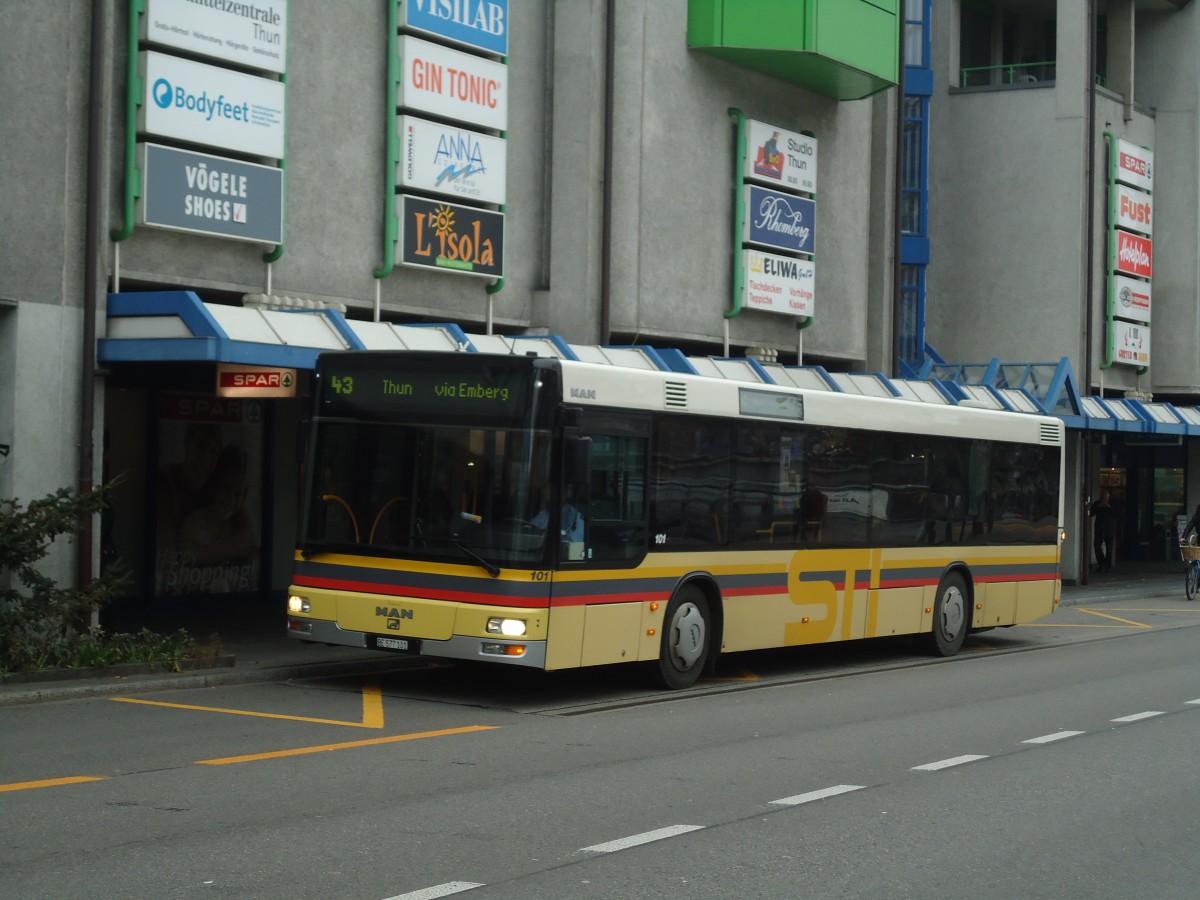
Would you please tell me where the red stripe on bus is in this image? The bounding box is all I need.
[292,575,551,608]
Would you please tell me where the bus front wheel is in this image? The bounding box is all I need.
[656,587,710,689]
[926,571,969,657]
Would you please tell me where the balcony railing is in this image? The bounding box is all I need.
[960,61,1056,88]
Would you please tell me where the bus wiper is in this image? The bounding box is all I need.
[453,540,501,578]
[451,512,500,577]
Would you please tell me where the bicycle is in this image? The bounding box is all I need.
[1181,540,1200,601]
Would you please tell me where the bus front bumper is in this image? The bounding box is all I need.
[286,616,547,669]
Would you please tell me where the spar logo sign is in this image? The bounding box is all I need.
[1115,230,1152,279]
[141,51,285,159]
[1115,138,1153,191]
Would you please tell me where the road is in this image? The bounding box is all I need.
[2,601,1198,899]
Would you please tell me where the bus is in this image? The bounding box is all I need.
[287,348,1064,688]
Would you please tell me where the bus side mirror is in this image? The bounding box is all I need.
[564,436,592,486]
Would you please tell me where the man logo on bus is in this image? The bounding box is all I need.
[376,606,414,619]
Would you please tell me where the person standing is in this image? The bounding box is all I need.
[1089,490,1117,572]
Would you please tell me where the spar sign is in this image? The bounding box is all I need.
[1115,138,1153,192]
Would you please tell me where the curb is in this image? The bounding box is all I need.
[0,654,427,708]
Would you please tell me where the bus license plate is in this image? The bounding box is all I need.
[373,636,419,653]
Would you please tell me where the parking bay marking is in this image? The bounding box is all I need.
[197,725,499,766]
[111,682,386,729]
[0,775,108,794]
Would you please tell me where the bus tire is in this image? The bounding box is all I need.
[926,571,969,657]
[656,586,710,689]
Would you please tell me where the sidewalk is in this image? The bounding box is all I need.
[0,562,1189,707]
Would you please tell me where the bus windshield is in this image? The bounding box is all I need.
[300,354,559,570]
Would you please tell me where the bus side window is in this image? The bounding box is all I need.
[586,433,647,561]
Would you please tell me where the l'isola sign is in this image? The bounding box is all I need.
[397,194,504,279]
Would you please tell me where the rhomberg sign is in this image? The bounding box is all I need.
[743,185,816,255]
[397,195,504,278]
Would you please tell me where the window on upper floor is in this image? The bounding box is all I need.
[959,1,1057,88]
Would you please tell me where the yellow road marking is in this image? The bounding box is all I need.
[196,725,498,765]
[0,775,107,793]
[111,683,386,729]
[1075,608,1152,628]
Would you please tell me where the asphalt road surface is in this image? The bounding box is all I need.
[2,600,1198,899]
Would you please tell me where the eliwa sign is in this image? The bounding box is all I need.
[141,0,287,73]
[140,50,285,159]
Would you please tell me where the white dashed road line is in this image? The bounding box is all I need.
[1111,711,1164,723]
[911,754,988,771]
[387,700,1200,898]
[580,824,705,854]
[1022,730,1085,744]
[383,882,484,900]
[770,784,866,806]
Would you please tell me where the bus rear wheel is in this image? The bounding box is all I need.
[926,571,969,657]
[656,587,710,689]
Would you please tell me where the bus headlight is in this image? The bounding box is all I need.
[288,594,311,614]
[487,617,527,636]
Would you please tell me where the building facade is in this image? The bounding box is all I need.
[0,0,901,611]
[4,0,1199,615]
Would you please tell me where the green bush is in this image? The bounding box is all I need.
[0,484,190,673]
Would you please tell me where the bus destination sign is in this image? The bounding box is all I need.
[319,358,530,420]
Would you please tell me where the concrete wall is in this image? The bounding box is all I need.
[95,0,888,360]
[1134,5,1200,395]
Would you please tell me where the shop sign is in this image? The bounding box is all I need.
[141,51,286,159]
[743,119,817,195]
[401,0,508,56]
[1115,183,1152,236]
[137,143,283,244]
[398,36,507,131]
[1112,273,1152,323]
[397,195,504,278]
[743,185,816,255]
[141,0,288,73]
[743,249,815,317]
[1112,320,1150,367]
[1114,230,1152,279]
[1115,138,1153,192]
[397,115,506,204]
[216,364,296,398]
